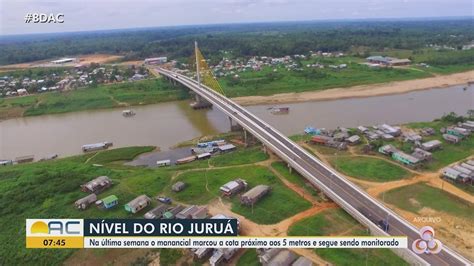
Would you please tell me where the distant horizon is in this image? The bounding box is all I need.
[1,0,472,36]
[1,15,472,38]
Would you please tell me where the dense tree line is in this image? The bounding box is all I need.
[0,19,473,65]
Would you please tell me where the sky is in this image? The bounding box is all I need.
[0,0,472,35]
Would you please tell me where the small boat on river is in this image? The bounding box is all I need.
[122,110,136,117]
[269,106,290,115]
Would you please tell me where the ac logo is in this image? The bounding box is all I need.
[26,219,83,236]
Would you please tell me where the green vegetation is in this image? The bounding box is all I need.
[271,161,319,198]
[237,249,260,266]
[159,249,183,266]
[314,243,408,266]
[330,156,412,182]
[373,48,474,74]
[384,183,473,218]
[288,208,357,236]
[0,146,176,265]
[0,79,187,119]
[1,19,472,65]
[288,209,407,266]
[220,61,431,97]
[209,146,269,167]
[87,146,155,165]
[172,166,311,224]
[0,144,315,264]
[309,144,350,156]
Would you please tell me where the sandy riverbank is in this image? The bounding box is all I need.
[232,70,474,106]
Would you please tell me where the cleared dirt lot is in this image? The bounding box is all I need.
[0,54,123,70]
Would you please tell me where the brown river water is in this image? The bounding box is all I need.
[0,84,472,160]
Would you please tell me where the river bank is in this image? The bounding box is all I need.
[1,69,473,121]
[2,84,472,160]
[232,70,474,106]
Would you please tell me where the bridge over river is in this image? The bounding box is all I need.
[155,60,471,265]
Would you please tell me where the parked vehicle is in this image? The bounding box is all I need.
[156,196,172,204]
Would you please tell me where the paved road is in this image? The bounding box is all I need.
[157,68,471,266]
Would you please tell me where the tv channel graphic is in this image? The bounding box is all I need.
[26,219,84,248]
[411,226,443,255]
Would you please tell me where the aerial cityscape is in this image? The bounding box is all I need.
[0,0,473,265]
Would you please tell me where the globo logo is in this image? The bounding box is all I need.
[411,226,443,254]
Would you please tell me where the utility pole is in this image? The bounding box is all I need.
[195,41,201,87]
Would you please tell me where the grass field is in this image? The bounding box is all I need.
[288,208,408,265]
[236,249,260,266]
[384,183,473,219]
[288,208,358,236]
[171,166,312,224]
[87,146,155,164]
[159,249,183,266]
[209,146,269,167]
[0,145,312,265]
[0,79,188,119]
[330,156,412,182]
[308,144,351,156]
[271,161,320,198]
[220,58,432,97]
[0,146,183,265]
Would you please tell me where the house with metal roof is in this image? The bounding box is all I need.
[124,195,151,213]
[240,185,271,205]
[209,248,239,266]
[75,194,97,210]
[191,206,208,219]
[411,148,432,161]
[461,163,474,172]
[258,249,281,264]
[197,152,212,160]
[218,144,236,153]
[442,167,462,181]
[421,140,442,151]
[403,132,423,143]
[452,165,473,177]
[443,133,460,143]
[267,250,298,265]
[81,176,112,193]
[176,205,199,219]
[98,195,118,209]
[292,256,313,266]
[380,124,401,136]
[162,205,185,219]
[378,144,397,155]
[447,127,468,138]
[220,179,248,196]
[392,151,420,166]
[366,56,411,66]
[172,181,186,192]
[144,204,168,219]
[346,135,361,145]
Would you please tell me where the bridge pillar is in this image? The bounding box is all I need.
[243,129,248,147]
[287,163,293,174]
[190,93,212,109]
[229,117,243,132]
